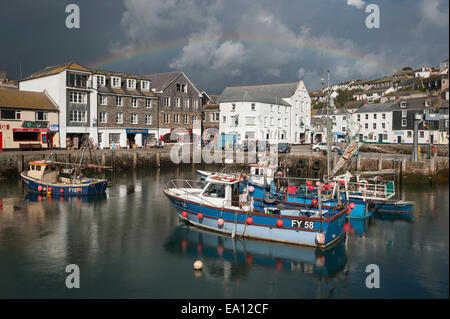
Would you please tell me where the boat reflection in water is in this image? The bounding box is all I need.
[165,224,348,280]
[25,192,107,204]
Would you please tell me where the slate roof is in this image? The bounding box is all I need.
[97,85,155,98]
[314,108,348,116]
[355,103,393,113]
[391,97,439,110]
[0,88,59,111]
[143,71,183,91]
[218,82,299,106]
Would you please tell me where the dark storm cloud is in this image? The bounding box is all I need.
[0,0,448,93]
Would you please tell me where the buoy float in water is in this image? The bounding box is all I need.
[37,185,43,192]
[193,260,203,270]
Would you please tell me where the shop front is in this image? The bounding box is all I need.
[126,129,151,148]
[0,121,60,150]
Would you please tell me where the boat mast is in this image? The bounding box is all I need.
[326,70,332,179]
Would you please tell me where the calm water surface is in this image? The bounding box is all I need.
[0,167,448,298]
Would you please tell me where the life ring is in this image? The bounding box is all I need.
[358,180,369,192]
[374,176,383,184]
[297,159,306,169]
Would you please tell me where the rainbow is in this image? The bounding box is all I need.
[89,32,397,75]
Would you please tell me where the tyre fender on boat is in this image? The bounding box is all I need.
[263,191,278,204]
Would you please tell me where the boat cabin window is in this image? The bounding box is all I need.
[203,183,226,198]
[36,165,42,171]
[31,165,35,171]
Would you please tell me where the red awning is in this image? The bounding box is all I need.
[13,128,48,132]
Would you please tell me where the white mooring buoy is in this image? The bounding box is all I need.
[193,260,203,270]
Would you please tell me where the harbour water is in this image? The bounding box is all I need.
[0,167,448,298]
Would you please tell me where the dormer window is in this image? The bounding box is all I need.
[400,101,406,108]
[96,75,105,87]
[112,77,121,88]
[425,100,431,107]
[141,81,150,91]
[126,79,136,90]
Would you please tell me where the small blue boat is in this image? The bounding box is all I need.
[21,160,108,196]
[163,174,347,249]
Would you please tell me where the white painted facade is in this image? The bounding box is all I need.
[19,69,98,148]
[352,109,393,143]
[219,81,311,144]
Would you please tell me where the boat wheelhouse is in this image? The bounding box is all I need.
[163,174,347,248]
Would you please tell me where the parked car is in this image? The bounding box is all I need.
[312,142,340,152]
[277,143,291,153]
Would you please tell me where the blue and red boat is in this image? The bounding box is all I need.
[163,174,348,249]
[21,160,108,196]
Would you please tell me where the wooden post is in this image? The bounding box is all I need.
[133,152,137,169]
[356,154,361,171]
[17,155,23,174]
[378,155,383,171]
[156,152,160,167]
[101,153,106,166]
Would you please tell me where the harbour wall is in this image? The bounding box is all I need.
[0,147,448,184]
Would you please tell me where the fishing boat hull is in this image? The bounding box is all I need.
[21,172,108,196]
[164,191,346,249]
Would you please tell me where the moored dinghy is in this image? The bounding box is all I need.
[163,174,348,249]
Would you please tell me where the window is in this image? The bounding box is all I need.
[131,97,138,107]
[402,110,407,118]
[67,73,87,88]
[97,75,105,87]
[373,123,376,129]
[400,101,406,108]
[192,99,198,109]
[126,79,136,89]
[146,99,152,108]
[69,91,87,104]
[231,104,236,111]
[184,99,189,109]
[131,113,138,124]
[173,114,179,124]
[373,114,377,119]
[35,111,48,121]
[112,77,121,88]
[278,118,282,127]
[270,105,274,112]
[357,114,361,121]
[98,133,103,144]
[116,112,123,124]
[115,96,123,106]
[193,115,199,124]
[164,113,170,124]
[278,106,281,113]
[365,123,368,129]
[383,134,388,140]
[145,114,152,125]
[382,113,386,120]
[176,83,187,93]
[1,110,21,120]
[141,81,150,91]
[203,183,226,198]
[245,117,256,125]
[173,97,180,108]
[13,132,40,141]
[382,123,385,129]
[251,103,256,111]
[222,116,226,123]
[402,119,407,127]
[109,133,121,145]
[99,112,107,124]
[164,97,170,107]
[407,131,412,138]
[419,131,424,138]
[99,95,107,105]
[69,110,87,123]
[184,114,189,124]
[365,114,369,120]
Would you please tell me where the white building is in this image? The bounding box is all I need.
[312,108,351,143]
[218,81,311,144]
[352,103,394,143]
[19,62,97,148]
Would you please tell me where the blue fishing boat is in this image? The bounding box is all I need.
[21,160,109,196]
[163,174,348,249]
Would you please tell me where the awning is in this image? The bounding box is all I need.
[13,128,48,132]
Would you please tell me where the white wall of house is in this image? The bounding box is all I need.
[393,129,440,144]
[352,111,393,143]
[282,81,312,143]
